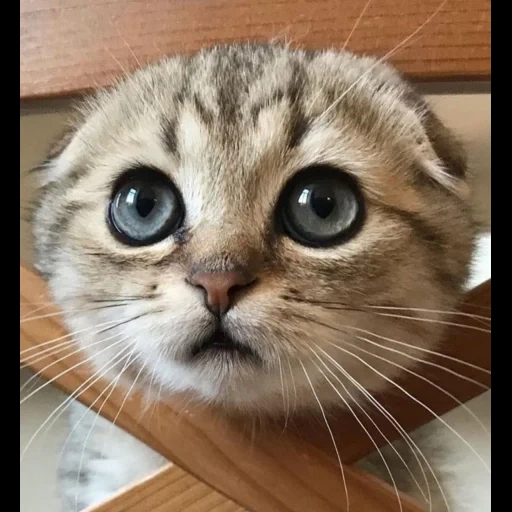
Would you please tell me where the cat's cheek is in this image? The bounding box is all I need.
[46,258,89,310]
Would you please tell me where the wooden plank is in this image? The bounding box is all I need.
[21,263,426,512]
[20,0,490,101]
[87,464,244,512]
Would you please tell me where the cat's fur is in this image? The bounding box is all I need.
[31,44,487,510]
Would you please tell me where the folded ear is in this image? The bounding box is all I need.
[406,91,470,200]
[29,123,79,188]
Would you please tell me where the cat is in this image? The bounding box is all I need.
[30,44,489,511]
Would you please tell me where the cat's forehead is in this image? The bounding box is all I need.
[81,45,415,161]
[64,45,425,214]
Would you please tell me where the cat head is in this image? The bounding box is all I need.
[32,44,475,413]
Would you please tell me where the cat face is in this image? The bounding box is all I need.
[33,45,475,413]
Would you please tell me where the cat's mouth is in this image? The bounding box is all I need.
[189,329,257,361]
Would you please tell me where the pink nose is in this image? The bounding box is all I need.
[189,271,255,315]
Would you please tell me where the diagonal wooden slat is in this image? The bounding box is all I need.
[20,0,490,100]
[20,264,489,511]
[87,464,244,512]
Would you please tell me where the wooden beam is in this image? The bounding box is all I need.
[20,0,490,101]
[20,264,489,511]
[87,464,244,512]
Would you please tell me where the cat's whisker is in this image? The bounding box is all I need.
[20,343,132,463]
[337,330,490,391]
[98,349,141,460]
[344,325,491,375]
[359,311,490,334]
[142,352,162,417]
[317,0,448,125]
[314,304,491,333]
[20,294,149,308]
[350,336,490,436]
[102,44,131,80]
[292,299,491,323]
[20,310,75,323]
[20,333,128,403]
[303,0,373,118]
[21,338,86,370]
[20,302,136,324]
[310,343,432,507]
[341,0,373,52]
[75,348,144,511]
[277,354,290,433]
[21,308,149,375]
[88,297,150,304]
[111,20,143,69]
[55,348,135,472]
[100,354,149,460]
[285,353,298,417]
[291,311,490,378]
[298,360,350,511]
[20,315,136,359]
[20,303,51,320]
[363,305,490,324]
[20,301,57,306]
[155,376,164,433]
[325,341,491,473]
[307,348,404,511]
[314,345,442,511]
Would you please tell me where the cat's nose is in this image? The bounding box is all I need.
[188,271,255,315]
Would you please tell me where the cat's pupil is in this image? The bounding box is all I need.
[311,189,335,219]
[136,190,156,218]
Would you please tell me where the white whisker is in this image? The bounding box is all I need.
[308,348,404,511]
[347,325,491,376]
[298,360,349,511]
[74,348,141,511]
[342,0,373,52]
[20,343,132,463]
[352,336,490,436]
[20,303,51,320]
[20,333,127,405]
[364,305,490,323]
[100,353,148,459]
[364,312,490,333]
[285,353,298,416]
[55,348,134,471]
[317,0,448,124]
[277,354,290,432]
[20,317,132,357]
[315,346,441,512]
[20,302,133,324]
[327,341,491,473]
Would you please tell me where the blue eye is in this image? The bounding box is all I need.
[279,166,365,247]
[108,168,184,246]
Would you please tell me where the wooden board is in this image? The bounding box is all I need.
[88,464,244,512]
[20,0,490,101]
[20,264,490,511]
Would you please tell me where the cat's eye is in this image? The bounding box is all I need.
[108,168,184,246]
[278,166,365,247]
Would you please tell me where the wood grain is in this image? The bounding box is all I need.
[20,264,489,511]
[88,464,244,512]
[20,0,490,101]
